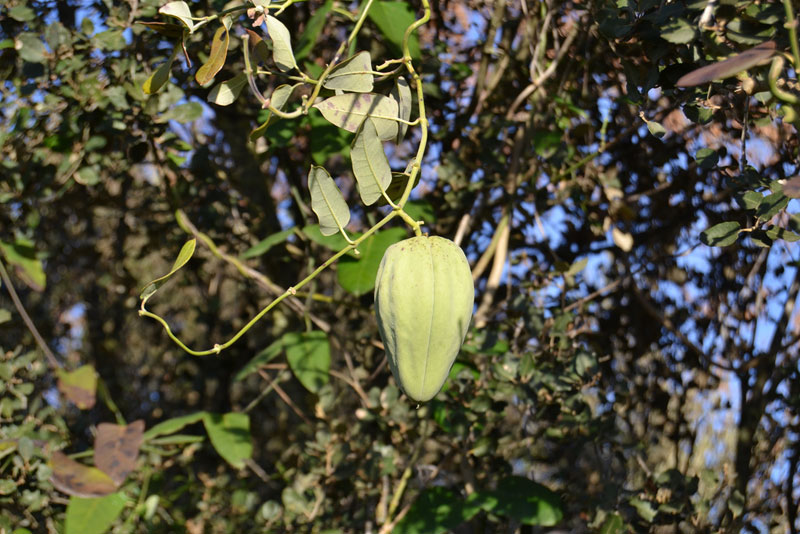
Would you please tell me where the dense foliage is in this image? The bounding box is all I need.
[1,0,799,532]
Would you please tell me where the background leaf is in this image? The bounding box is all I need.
[57,365,97,410]
[337,228,407,295]
[202,412,252,469]
[65,493,127,534]
[284,331,330,393]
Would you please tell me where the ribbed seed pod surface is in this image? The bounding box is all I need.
[374,236,474,402]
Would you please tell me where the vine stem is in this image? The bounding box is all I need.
[140,208,401,356]
[0,257,60,369]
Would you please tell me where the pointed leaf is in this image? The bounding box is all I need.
[50,452,118,497]
[94,420,144,486]
[284,331,330,393]
[307,166,350,236]
[266,15,297,72]
[140,239,196,299]
[158,1,195,32]
[250,83,300,141]
[677,41,776,87]
[700,221,741,247]
[324,51,374,92]
[202,412,252,469]
[208,72,248,105]
[57,365,97,410]
[142,412,207,441]
[392,76,412,143]
[302,224,359,254]
[296,0,333,60]
[234,338,288,381]
[0,239,46,291]
[143,58,173,95]
[368,1,420,59]
[65,493,127,534]
[338,228,407,296]
[351,119,392,205]
[138,21,184,38]
[313,93,398,140]
[196,26,229,85]
[756,192,788,219]
[246,29,271,65]
[241,228,294,259]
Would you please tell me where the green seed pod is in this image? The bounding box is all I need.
[374,236,474,402]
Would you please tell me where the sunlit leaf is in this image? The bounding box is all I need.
[65,493,127,534]
[324,51,374,93]
[660,18,696,44]
[307,166,350,236]
[351,119,392,205]
[612,228,633,252]
[94,420,144,485]
[140,239,196,299]
[313,93,398,140]
[266,15,297,72]
[676,41,776,87]
[196,26,229,86]
[208,73,248,106]
[159,1,195,32]
[700,221,741,247]
[284,331,330,393]
[0,238,46,291]
[50,452,117,497]
[57,365,97,410]
[202,412,252,469]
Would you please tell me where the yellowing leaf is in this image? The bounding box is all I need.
[57,365,97,410]
[94,420,144,485]
[196,26,229,86]
[50,452,117,497]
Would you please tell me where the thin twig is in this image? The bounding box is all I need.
[0,258,60,369]
[258,369,313,425]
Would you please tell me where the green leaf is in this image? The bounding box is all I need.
[324,51,374,93]
[599,513,625,534]
[284,331,330,393]
[266,15,298,72]
[351,119,392,205]
[9,6,36,22]
[392,77,412,143]
[766,225,800,242]
[143,58,174,95]
[250,83,300,141]
[660,18,697,44]
[208,73,247,106]
[756,191,788,219]
[57,365,97,410]
[65,493,127,534]
[629,496,657,522]
[17,33,47,63]
[700,221,741,247]
[313,93,399,140]
[646,119,666,139]
[234,338,288,381]
[308,166,350,237]
[196,26,229,86]
[241,228,294,259]
[0,309,11,325]
[142,412,207,441]
[403,199,435,223]
[159,1,195,32]
[296,0,333,60]
[93,30,126,51]
[337,228,407,296]
[140,239,196,299]
[156,102,204,124]
[368,1,420,60]
[740,190,763,210]
[202,412,252,469]
[0,238,46,290]
[694,147,718,170]
[394,487,482,534]
[473,476,563,525]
